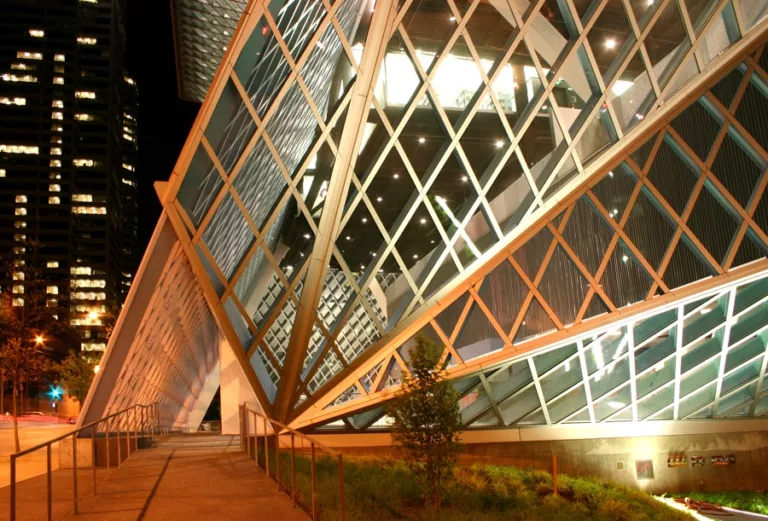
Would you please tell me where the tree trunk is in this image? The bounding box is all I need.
[12,379,20,453]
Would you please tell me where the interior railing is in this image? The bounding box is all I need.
[239,403,345,521]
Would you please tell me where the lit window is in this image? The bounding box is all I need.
[0,169,5,177]
[123,133,134,142]
[49,184,60,192]
[77,37,97,45]
[124,113,134,120]
[51,147,62,156]
[15,208,27,216]
[75,113,93,121]
[53,77,64,85]
[52,112,63,120]
[52,100,63,108]
[1,74,37,83]
[72,279,105,288]
[48,196,60,204]
[54,65,64,74]
[72,291,106,300]
[121,178,135,186]
[72,194,93,202]
[122,163,135,171]
[47,299,58,308]
[50,160,61,167]
[52,125,63,132]
[15,195,27,203]
[73,158,95,167]
[14,221,26,229]
[13,272,24,281]
[11,63,32,70]
[124,76,135,85]
[0,145,39,154]
[47,286,58,295]
[14,234,26,241]
[12,247,25,255]
[12,298,23,307]
[54,54,65,62]
[29,29,45,37]
[50,173,61,180]
[75,91,96,99]
[0,97,26,106]
[72,206,106,215]
[51,137,62,144]
[47,261,59,268]
[70,266,92,275]
[13,285,24,294]
[17,51,42,60]
[82,343,106,352]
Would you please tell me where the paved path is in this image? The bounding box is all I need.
[0,434,309,521]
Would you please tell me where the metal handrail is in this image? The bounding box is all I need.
[239,404,345,521]
[9,402,163,521]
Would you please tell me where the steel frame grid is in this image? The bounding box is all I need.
[313,266,768,432]
[288,0,757,413]
[296,36,768,430]
[140,0,768,429]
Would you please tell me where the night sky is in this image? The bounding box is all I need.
[125,0,200,254]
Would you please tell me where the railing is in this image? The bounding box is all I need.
[239,404,345,521]
[10,402,161,521]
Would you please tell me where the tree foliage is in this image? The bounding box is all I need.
[0,242,67,451]
[56,350,98,404]
[387,336,462,508]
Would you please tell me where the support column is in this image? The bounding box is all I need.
[273,0,399,422]
[219,332,262,434]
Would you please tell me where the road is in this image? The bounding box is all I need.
[0,422,73,487]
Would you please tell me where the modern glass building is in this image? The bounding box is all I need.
[83,0,768,469]
[0,0,140,353]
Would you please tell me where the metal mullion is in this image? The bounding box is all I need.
[507,255,566,331]
[619,0,662,99]
[319,0,364,74]
[547,222,619,311]
[171,200,196,243]
[450,295,476,344]
[478,373,505,426]
[749,341,768,415]
[687,373,762,418]
[746,52,768,86]
[705,92,768,162]
[533,0,674,199]
[391,349,411,378]
[577,339,597,422]
[586,184,670,291]
[730,0,748,38]
[536,350,582,380]
[673,304,684,419]
[433,320,465,366]
[468,286,513,347]
[259,340,285,375]
[648,0,732,111]
[712,286,737,417]
[200,134,232,184]
[371,355,392,393]
[676,0,706,72]
[528,358,552,425]
[227,291,263,340]
[247,262,311,357]
[196,240,230,290]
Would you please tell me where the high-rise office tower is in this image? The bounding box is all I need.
[0,0,139,353]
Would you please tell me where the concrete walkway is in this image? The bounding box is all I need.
[0,434,309,521]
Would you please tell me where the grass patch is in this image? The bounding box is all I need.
[249,444,690,520]
[673,491,768,515]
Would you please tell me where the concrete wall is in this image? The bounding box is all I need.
[310,420,768,494]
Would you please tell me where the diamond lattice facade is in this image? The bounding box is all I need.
[82,0,768,437]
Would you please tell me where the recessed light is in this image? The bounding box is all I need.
[360,265,365,269]
[622,255,629,262]
[372,252,377,257]
[495,140,504,149]
[413,254,418,259]
[303,233,311,239]
[418,137,426,144]
[376,196,383,202]
[393,173,399,179]
[449,16,456,21]
[635,113,645,120]
[461,175,468,182]
[608,171,614,177]
[361,217,368,223]
[605,38,617,50]
[346,236,351,241]
[420,218,427,224]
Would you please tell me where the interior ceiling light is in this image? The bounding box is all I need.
[461,175,468,182]
[393,173,399,179]
[495,140,504,148]
[418,137,426,143]
[605,38,617,49]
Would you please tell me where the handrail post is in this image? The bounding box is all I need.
[47,445,52,521]
[253,411,259,466]
[91,424,97,495]
[275,429,280,490]
[264,417,269,477]
[72,432,79,514]
[127,410,132,458]
[248,412,254,459]
[10,454,16,521]
[291,432,296,507]
[311,442,317,520]
[106,416,111,479]
[239,405,243,450]
[338,455,345,521]
[117,413,122,469]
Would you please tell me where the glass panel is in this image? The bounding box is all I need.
[710,63,746,109]
[682,330,723,373]
[662,236,716,290]
[537,246,591,326]
[623,190,676,270]
[680,381,717,418]
[687,182,740,265]
[202,192,255,281]
[548,385,588,423]
[459,383,493,424]
[562,197,614,275]
[477,260,528,336]
[538,356,584,402]
[721,358,762,395]
[718,381,758,416]
[454,303,505,362]
[205,79,257,173]
[512,226,553,280]
[647,135,700,216]
[711,128,765,210]
[726,334,766,372]
[730,301,768,346]
[178,145,223,227]
[609,51,655,133]
[670,100,721,162]
[223,297,254,351]
[602,240,653,308]
[594,384,632,421]
[635,325,677,374]
[435,293,469,340]
[591,162,638,221]
[683,292,728,345]
[515,297,557,343]
[486,360,533,402]
[499,385,542,425]
[735,277,768,314]
[534,343,578,375]
[635,307,677,346]
[637,385,674,419]
[644,0,691,89]
[734,73,768,154]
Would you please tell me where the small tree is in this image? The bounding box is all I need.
[387,336,462,508]
[56,350,98,405]
[0,243,66,452]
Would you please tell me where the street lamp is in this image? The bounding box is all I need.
[34,335,44,345]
